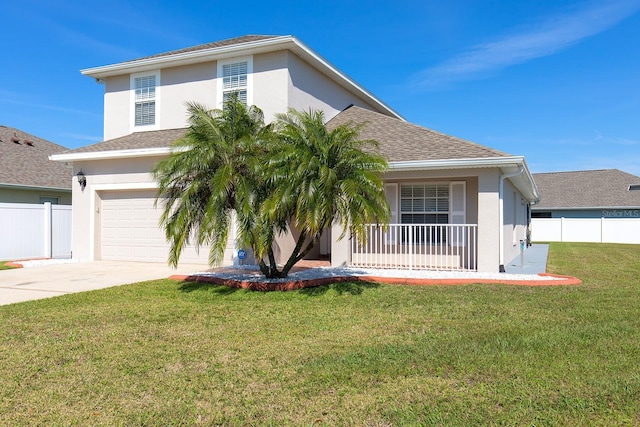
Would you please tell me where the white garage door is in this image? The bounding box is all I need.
[100,190,234,265]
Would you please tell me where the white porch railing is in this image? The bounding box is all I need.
[350,224,478,271]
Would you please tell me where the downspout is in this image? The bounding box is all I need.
[499,165,524,272]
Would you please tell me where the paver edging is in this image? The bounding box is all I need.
[169,272,581,291]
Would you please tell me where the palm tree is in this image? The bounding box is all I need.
[153,95,271,267]
[259,108,390,278]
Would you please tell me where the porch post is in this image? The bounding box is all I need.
[477,169,501,272]
[330,219,351,267]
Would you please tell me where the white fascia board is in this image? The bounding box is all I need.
[388,156,525,171]
[81,36,404,121]
[50,147,172,162]
[81,36,295,78]
[0,182,71,192]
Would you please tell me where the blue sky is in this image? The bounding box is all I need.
[1,0,639,175]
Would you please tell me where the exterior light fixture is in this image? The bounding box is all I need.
[77,169,87,190]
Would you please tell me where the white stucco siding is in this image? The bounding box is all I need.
[476,169,501,272]
[160,62,217,129]
[103,75,130,141]
[502,179,528,265]
[285,52,383,121]
[253,51,290,123]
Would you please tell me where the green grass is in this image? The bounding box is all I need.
[1,243,640,425]
[0,261,17,270]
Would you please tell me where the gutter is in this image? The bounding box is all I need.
[0,182,71,192]
[499,165,524,273]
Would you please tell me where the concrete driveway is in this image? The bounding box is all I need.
[0,261,208,306]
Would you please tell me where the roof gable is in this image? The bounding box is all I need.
[533,169,640,209]
[124,35,279,63]
[81,35,402,121]
[0,126,71,189]
[326,106,511,162]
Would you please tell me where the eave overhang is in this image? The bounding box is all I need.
[389,156,540,203]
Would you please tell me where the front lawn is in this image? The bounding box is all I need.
[0,261,17,270]
[1,243,639,425]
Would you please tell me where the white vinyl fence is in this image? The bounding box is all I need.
[532,217,640,244]
[0,202,72,260]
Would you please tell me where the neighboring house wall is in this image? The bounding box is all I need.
[0,188,71,205]
[533,208,640,219]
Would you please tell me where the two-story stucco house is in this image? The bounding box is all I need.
[51,35,538,273]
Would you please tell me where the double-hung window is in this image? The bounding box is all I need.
[400,183,450,224]
[400,183,450,244]
[222,62,248,104]
[134,75,156,126]
[218,57,252,107]
[131,71,159,130]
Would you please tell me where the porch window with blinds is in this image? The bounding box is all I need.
[222,61,248,104]
[399,183,450,245]
[400,183,449,224]
[134,75,156,126]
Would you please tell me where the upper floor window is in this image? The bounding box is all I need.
[134,75,156,126]
[223,62,247,104]
[130,71,160,131]
[218,57,252,107]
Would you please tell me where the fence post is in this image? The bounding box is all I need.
[560,217,565,242]
[601,217,604,243]
[43,202,52,258]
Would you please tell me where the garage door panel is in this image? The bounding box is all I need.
[100,190,232,265]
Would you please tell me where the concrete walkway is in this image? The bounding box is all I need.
[505,244,549,274]
[0,261,208,307]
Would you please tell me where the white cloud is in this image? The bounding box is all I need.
[413,0,640,90]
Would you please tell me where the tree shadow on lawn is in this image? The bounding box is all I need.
[178,282,241,295]
[298,280,380,296]
[178,279,380,296]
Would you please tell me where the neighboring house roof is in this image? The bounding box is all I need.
[326,105,511,162]
[533,169,640,209]
[0,125,71,190]
[80,34,402,121]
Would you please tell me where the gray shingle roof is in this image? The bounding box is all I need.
[0,126,71,189]
[533,169,640,209]
[64,128,187,154]
[64,106,513,163]
[124,35,280,63]
[326,106,511,162]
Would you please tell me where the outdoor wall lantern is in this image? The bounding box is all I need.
[77,169,87,190]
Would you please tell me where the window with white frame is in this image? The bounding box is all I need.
[222,61,248,104]
[133,74,156,126]
[400,183,450,224]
